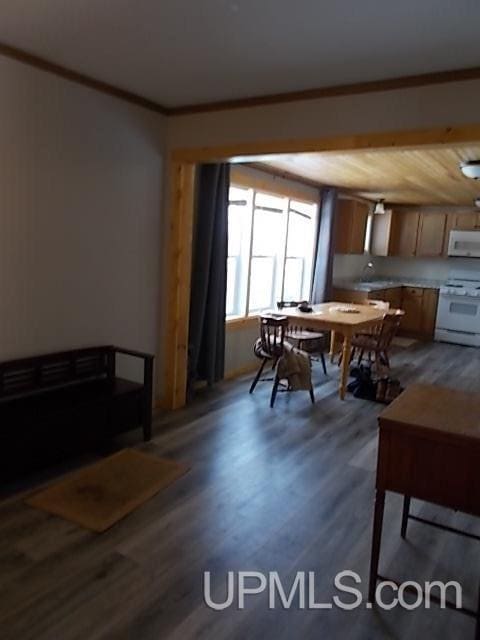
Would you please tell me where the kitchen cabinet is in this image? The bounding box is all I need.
[372,287,402,309]
[389,210,420,257]
[334,287,402,310]
[400,287,439,339]
[334,199,369,255]
[416,212,447,257]
[450,212,480,230]
[422,289,440,337]
[331,285,439,340]
[400,287,424,333]
[372,209,452,258]
[331,287,368,303]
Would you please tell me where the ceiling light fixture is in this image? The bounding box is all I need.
[460,161,480,180]
[373,199,385,215]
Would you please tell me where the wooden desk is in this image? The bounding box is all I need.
[277,302,387,399]
[369,384,480,630]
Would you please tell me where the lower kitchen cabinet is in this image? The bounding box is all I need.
[332,286,439,340]
[400,287,439,339]
[421,289,440,337]
[369,287,402,309]
[400,287,424,334]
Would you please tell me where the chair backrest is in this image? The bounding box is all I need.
[259,314,288,357]
[376,310,404,351]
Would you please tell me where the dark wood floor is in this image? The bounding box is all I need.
[2,340,480,639]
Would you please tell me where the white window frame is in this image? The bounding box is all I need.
[226,183,318,321]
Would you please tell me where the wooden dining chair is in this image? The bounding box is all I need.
[249,314,288,394]
[332,299,390,364]
[346,309,405,371]
[277,301,327,374]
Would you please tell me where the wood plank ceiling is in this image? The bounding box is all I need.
[256,144,480,206]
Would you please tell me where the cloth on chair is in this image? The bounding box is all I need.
[276,342,312,391]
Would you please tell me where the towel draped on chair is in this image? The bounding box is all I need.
[276,342,312,391]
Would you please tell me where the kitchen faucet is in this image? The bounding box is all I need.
[360,261,375,282]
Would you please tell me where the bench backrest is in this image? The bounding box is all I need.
[0,346,115,399]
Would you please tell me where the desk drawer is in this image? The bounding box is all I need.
[377,429,480,517]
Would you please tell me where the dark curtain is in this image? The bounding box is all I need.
[311,187,338,303]
[187,163,230,399]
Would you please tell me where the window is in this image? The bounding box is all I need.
[226,184,318,319]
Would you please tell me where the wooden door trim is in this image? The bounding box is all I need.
[164,162,196,410]
[171,124,480,163]
[164,124,480,410]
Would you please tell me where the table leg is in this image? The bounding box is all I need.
[339,334,352,400]
[329,331,336,363]
[368,489,385,603]
[401,495,411,539]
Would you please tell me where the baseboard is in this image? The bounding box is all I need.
[224,362,258,381]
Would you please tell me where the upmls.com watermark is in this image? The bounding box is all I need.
[204,571,462,611]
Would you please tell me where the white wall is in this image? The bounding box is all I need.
[168,79,480,150]
[165,78,480,386]
[374,256,480,280]
[3,57,477,397]
[225,324,258,377]
[333,254,370,280]
[0,56,166,382]
[334,254,480,283]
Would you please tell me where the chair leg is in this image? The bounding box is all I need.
[249,358,267,394]
[357,349,364,365]
[383,351,390,368]
[309,385,315,404]
[349,347,356,364]
[320,352,327,375]
[270,375,280,408]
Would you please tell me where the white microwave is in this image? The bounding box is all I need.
[448,230,480,258]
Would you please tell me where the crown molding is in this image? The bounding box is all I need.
[1,42,479,120]
[168,67,480,116]
[0,42,169,115]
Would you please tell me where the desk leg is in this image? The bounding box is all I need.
[368,489,385,603]
[401,496,411,539]
[329,331,336,363]
[339,335,352,400]
[475,580,480,640]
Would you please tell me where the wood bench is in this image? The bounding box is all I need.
[0,345,154,480]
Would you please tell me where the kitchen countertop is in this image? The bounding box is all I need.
[333,277,443,292]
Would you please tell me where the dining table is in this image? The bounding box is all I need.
[276,301,392,400]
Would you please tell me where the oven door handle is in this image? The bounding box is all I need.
[440,294,479,301]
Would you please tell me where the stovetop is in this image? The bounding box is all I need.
[440,270,480,297]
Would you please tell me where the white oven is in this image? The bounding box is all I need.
[435,270,480,347]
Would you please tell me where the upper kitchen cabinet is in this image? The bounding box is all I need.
[371,209,448,258]
[389,210,420,257]
[416,212,447,257]
[334,198,369,255]
[450,212,480,230]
